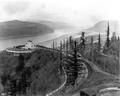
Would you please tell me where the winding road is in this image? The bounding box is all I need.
[5,46,89,96]
[46,67,67,96]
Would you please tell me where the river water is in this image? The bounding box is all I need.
[0,29,69,51]
[0,29,79,51]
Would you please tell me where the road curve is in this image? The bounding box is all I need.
[5,46,89,96]
[46,67,67,96]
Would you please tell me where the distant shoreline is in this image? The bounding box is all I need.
[0,33,51,41]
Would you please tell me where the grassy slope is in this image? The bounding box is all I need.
[51,54,119,96]
[0,49,64,96]
[93,51,119,75]
[81,58,119,95]
[86,50,119,76]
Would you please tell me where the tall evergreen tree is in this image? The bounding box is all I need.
[59,41,63,75]
[80,32,85,49]
[73,40,78,83]
[106,21,110,47]
[98,34,101,52]
[90,36,94,62]
[65,39,69,55]
[65,40,80,85]
[63,39,66,50]
[103,22,110,53]
[79,32,86,56]
[69,36,74,51]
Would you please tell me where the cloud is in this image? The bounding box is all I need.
[3,1,29,15]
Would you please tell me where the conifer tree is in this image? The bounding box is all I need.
[90,36,94,62]
[65,39,69,55]
[63,39,66,50]
[59,41,63,75]
[79,32,86,56]
[98,34,101,52]
[65,40,80,85]
[103,22,110,53]
[106,21,110,47]
[72,40,78,84]
[80,32,85,49]
[69,36,74,51]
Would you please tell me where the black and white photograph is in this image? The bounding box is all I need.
[0,0,120,96]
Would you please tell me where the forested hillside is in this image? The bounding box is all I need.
[0,49,64,96]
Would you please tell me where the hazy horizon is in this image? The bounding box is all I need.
[0,0,119,50]
[0,0,120,29]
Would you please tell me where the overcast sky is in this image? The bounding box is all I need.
[0,0,119,29]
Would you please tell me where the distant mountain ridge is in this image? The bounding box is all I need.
[40,20,119,46]
[0,20,54,39]
[83,20,119,34]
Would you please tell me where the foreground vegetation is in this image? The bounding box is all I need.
[0,49,64,96]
